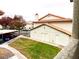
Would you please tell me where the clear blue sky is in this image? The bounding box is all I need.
[0,0,73,21]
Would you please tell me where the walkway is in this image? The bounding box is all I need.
[0,41,27,59]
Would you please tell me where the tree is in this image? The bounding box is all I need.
[9,20,26,30]
[9,15,26,30]
[0,17,12,29]
[0,10,4,16]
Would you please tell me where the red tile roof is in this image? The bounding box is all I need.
[31,24,72,36]
[33,19,72,23]
[33,13,72,23]
[39,13,70,20]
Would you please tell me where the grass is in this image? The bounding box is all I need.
[9,37,61,59]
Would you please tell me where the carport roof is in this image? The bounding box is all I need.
[0,30,18,35]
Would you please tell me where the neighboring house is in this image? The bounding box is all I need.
[30,24,71,46]
[25,13,72,32]
[33,13,72,32]
[24,13,72,46]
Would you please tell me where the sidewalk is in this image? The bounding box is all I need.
[0,43,27,59]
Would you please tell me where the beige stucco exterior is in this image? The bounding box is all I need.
[33,22,72,31]
[51,22,72,33]
[30,25,70,46]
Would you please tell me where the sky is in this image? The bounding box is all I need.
[0,0,73,21]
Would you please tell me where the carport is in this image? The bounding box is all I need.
[0,30,18,43]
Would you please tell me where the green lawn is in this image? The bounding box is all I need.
[9,37,61,59]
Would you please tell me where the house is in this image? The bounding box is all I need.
[30,24,72,46]
[24,13,72,32]
[33,13,72,32]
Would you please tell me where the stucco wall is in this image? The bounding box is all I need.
[30,25,70,46]
[51,22,72,33]
[33,22,72,33]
